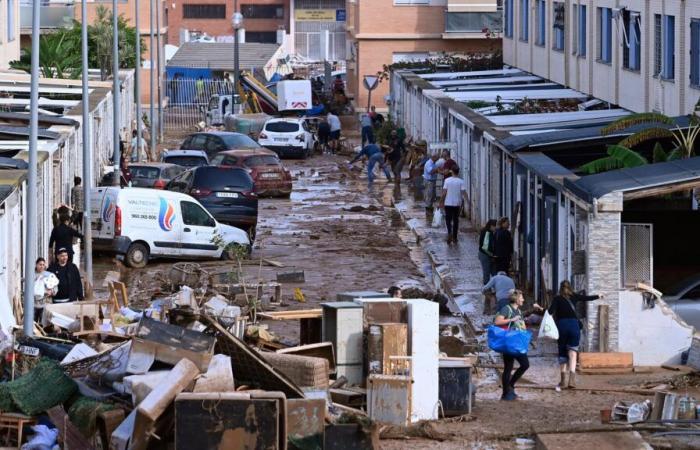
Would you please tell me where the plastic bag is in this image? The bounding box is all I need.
[537,311,559,340]
[21,424,59,450]
[432,208,444,228]
[487,325,532,355]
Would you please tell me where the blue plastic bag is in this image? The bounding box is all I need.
[487,325,532,355]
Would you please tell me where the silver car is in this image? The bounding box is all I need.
[662,275,700,329]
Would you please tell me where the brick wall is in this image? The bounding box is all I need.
[585,192,622,351]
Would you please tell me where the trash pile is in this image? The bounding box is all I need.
[0,272,475,449]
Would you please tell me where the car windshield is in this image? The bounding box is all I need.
[130,167,160,179]
[194,167,254,190]
[164,156,208,167]
[245,155,280,167]
[220,134,260,149]
[265,121,300,133]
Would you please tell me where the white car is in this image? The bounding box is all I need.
[90,187,250,268]
[663,275,700,330]
[258,118,314,159]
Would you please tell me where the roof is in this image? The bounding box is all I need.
[516,153,577,187]
[0,126,61,140]
[564,157,700,201]
[0,169,27,186]
[167,42,280,71]
[0,185,12,204]
[0,112,79,128]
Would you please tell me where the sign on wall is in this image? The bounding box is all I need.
[295,9,346,21]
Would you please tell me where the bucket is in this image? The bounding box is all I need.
[600,409,612,424]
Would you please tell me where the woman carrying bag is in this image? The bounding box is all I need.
[493,290,542,401]
[549,280,604,390]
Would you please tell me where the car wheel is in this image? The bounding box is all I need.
[125,242,149,268]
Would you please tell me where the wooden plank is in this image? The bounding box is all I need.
[46,406,94,450]
[578,367,633,375]
[579,352,633,369]
[258,309,323,320]
[598,305,609,353]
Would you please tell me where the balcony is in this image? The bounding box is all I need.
[20,2,75,33]
[444,11,502,37]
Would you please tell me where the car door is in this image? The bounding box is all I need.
[302,120,313,150]
[179,200,221,258]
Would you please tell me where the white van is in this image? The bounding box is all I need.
[90,187,250,268]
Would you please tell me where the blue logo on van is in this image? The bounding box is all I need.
[102,197,115,222]
[158,197,176,231]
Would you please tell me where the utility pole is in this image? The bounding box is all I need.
[112,0,121,186]
[23,0,41,335]
[149,0,156,157]
[81,0,93,292]
[156,0,163,143]
[232,0,242,95]
[135,0,143,161]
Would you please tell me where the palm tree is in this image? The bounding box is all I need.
[10,31,81,79]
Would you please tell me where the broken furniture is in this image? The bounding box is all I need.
[367,323,407,375]
[0,412,36,448]
[258,309,323,345]
[321,302,364,384]
[262,352,330,390]
[367,357,413,426]
[287,398,325,450]
[438,357,473,416]
[276,342,336,374]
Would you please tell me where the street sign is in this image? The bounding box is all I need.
[336,9,346,21]
[363,75,379,91]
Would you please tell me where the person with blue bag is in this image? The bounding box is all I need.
[492,290,542,401]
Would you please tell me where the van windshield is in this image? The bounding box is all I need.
[265,121,300,133]
[194,167,254,190]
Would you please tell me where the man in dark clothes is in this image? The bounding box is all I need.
[317,119,331,154]
[48,248,84,303]
[387,131,405,185]
[493,216,513,273]
[49,212,83,262]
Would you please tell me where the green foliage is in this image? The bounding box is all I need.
[578,145,648,174]
[578,156,625,174]
[465,100,492,109]
[618,127,675,148]
[377,52,503,84]
[601,113,675,136]
[375,115,398,145]
[9,6,145,80]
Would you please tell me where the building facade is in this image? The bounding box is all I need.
[0,0,20,69]
[502,0,700,116]
[292,0,346,61]
[167,0,291,45]
[346,0,500,112]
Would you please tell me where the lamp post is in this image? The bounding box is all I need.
[232,6,243,96]
[112,0,121,186]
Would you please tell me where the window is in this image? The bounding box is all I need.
[393,0,429,4]
[692,20,700,86]
[445,12,502,33]
[519,0,529,41]
[598,7,612,63]
[504,0,514,38]
[245,31,278,43]
[623,11,641,71]
[241,4,284,19]
[535,0,545,46]
[552,2,565,51]
[7,0,15,42]
[187,134,207,150]
[244,155,280,167]
[575,4,586,56]
[265,121,300,132]
[220,134,260,149]
[182,4,226,19]
[662,15,675,79]
[181,201,214,227]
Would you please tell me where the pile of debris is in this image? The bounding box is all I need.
[0,272,476,449]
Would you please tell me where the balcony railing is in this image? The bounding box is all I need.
[445,11,503,34]
[20,2,75,31]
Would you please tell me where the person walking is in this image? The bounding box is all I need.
[48,248,84,303]
[479,220,497,284]
[493,290,533,401]
[348,143,392,186]
[422,152,440,219]
[34,257,57,322]
[482,270,516,312]
[317,119,331,154]
[494,217,513,273]
[387,130,405,185]
[549,280,603,390]
[70,176,84,232]
[327,111,341,153]
[49,210,83,263]
[438,167,465,244]
[360,113,374,147]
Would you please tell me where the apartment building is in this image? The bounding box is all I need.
[0,0,20,69]
[292,0,346,61]
[167,0,291,45]
[502,0,700,116]
[346,0,500,112]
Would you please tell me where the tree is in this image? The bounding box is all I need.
[10,31,81,79]
[90,6,143,80]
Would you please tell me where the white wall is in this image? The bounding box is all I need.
[618,291,693,366]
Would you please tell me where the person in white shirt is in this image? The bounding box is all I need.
[439,166,466,243]
[327,112,342,153]
[422,153,440,218]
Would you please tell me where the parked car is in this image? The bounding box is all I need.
[162,149,209,168]
[129,163,185,189]
[662,275,700,329]
[90,187,250,268]
[166,166,258,237]
[257,118,314,159]
[98,171,129,187]
[180,131,261,160]
[211,149,292,198]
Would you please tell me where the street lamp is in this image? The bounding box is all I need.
[232,8,244,99]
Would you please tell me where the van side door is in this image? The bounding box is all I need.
[179,200,221,258]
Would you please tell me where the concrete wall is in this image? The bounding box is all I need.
[0,0,21,70]
[618,291,693,366]
[503,0,700,116]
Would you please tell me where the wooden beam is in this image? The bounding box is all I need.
[598,305,609,353]
[258,309,323,320]
[579,352,633,369]
[624,180,700,200]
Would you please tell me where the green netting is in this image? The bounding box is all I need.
[67,396,116,437]
[0,382,16,412]
[1,358,77,415]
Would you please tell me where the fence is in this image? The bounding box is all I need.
[163,79,236,131]
[621,223,653,287]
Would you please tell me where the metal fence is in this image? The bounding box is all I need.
[621,223,653,287]
[163,79,236,131]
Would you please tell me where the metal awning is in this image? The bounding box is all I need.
[0,85,90,95]
[488,109,629,126]
[445,82,560,92]
[419,68,523,80]
[0,126,60,140]
[516,152,578,187]
[0,98,80,107]
[446,89,588,102]
[432,75,543,87]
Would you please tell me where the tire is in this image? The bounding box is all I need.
[125,242,149,268]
